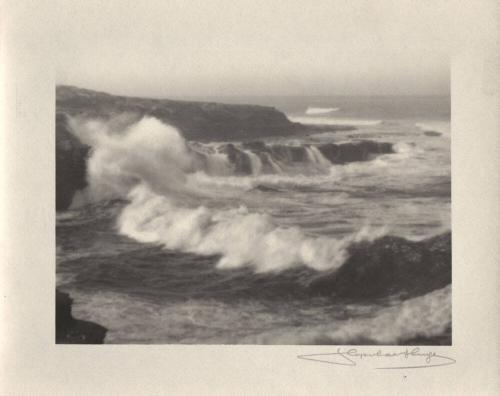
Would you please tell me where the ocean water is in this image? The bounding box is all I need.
[56,95,451,344]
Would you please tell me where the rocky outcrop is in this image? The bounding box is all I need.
[221,144,254,175]
[55,86,388,210]
[248,140,393,162]
[309,232,451,299]
[56,85,304,141]
[318,141,393,164]
[56,113,89,210]
[423,130,442,137]
[55,85,305,209]
[56,289,107,344]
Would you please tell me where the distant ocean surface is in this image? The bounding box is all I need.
[56,95,451,344]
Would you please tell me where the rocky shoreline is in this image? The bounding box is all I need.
[56,86,393,211]
[55,86,314,210]
[56,113,90,210]
[56,289,107,344]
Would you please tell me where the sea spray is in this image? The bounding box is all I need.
[74,115,387,272]
[69,116,193,201]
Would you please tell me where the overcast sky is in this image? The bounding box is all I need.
[54,0,451,97]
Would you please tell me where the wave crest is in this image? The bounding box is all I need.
[119,185,387,272]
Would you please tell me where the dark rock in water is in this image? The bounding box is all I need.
[423,130,442,137]
[56,113,89,211]
[270,145,307,162]
[253,184,282,193]
[56,289,107,344]
[309,232,451,299]
[222,143,253,174]
[242,141,306,162]
[241,140,394,166]
[303,124,357,132]
[318,140,394,164]
[241,141,268,151]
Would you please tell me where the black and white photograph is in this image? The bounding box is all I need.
[4,0,500,394]
[54,1,452,345]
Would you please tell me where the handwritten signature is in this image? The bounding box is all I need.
[298,347,456,369]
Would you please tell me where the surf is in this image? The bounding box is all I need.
[61,114,450,285]
[305,107,340,115]
[65,115,402,273]
[289,116,383,126]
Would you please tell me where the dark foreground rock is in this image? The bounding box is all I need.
[56,289,107,344]
[56,113,90,210]
[309,232,451,300]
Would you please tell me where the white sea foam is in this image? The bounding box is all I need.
[118,185,386,272]
[242,285,451,344]
[289,116,382,126]
[78,115,387,273]
[265,153,283,173]
[242,149,263,175]
[305,107,339,115]
[68,284,450,344]
[305,145,331,167]
[70,116,194,201]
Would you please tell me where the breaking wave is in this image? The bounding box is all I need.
[67,116,397,273]
[66,115,450,284]
[119,185,388,272]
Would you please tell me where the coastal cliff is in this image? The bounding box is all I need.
[57,85,302,141]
